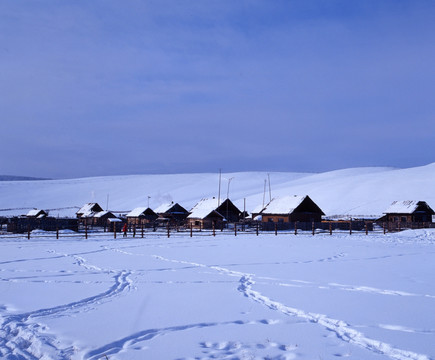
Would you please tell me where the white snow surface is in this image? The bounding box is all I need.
[0,230,435,359]
[1,163,435,218]
[1,164,435,359]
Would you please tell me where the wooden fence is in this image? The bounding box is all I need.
[1,218,433,240]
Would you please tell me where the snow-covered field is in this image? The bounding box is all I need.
[1,163,435,218]
[1,230,435,360]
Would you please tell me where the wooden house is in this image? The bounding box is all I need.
[92,211,118,227]
[126,207,158,226]
[76,203,104,219]
[215,198,242,223]
[154,201,189,225]
[187,198,225,229]
[26,209,48,218]
[258,195,325,224]
[383,200,434,230]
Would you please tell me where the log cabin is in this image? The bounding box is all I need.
[258,195,325,224]
[383,200,434,230]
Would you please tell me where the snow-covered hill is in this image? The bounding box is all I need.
[1,163,434,218]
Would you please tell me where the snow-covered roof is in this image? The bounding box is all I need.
[187,198,222,219]
[251,203,266,214]
[260,195,307,215]
[126,207,148,217]
[384,201,422,214]
[76,203,101,217]
[93,211,115,218]
[154,202,174,214]
[26,209,45,217]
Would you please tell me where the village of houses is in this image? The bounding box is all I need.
[2,194,434,237]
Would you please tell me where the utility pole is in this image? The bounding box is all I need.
[226,177,234,223]
[226,177,234,199]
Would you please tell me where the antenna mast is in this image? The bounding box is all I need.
[268,173,272,202]
[262,179,267,208]
[218,168,222,206]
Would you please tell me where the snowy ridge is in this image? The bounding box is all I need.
[0,163,434,218]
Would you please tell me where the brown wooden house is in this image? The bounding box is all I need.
[26,209,48,218]
[154,202,189,225]
[126,207,158,226]
[92,211,118,227]
[76,203,104,219]
[383,200,434,230]
[216,198,242,223]
[258,195,325,224]
[187,198,225,229]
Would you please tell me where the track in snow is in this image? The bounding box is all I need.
[154,255,431,360]
[0,250,133,360]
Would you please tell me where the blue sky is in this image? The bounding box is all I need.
[1,1,434,178]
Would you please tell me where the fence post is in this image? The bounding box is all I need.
[349,219,352,235]
[85,222,88,239]
[235,224,237,236]
[113,222,116,239]
[256,222,259,236]
[190,223,193,237]
[383,222,386,234]
[199,222,202,232]
[167,224,170,238]
[312,221,315,236]
[56,226,59,240]
[133,224,136,238]
[275,223,277,236]
[27,224,31,240]
[365,223,368,235]
[141,222,144,238]
[213,223,215,237]
[295,221,298,235]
